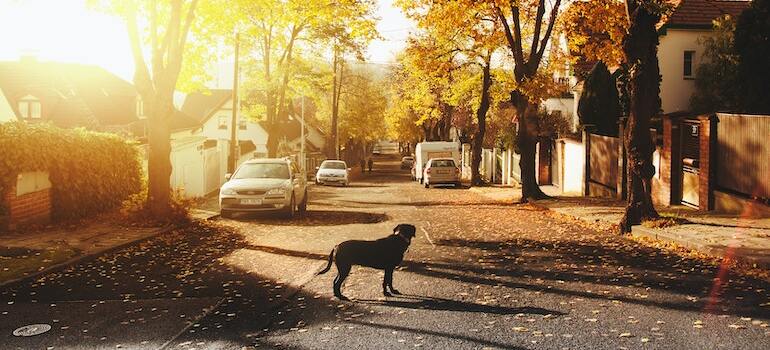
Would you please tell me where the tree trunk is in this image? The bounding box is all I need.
[514,93,549,202]
[619,1,660,233]
[145,98,173,217]
[471,59,492,186]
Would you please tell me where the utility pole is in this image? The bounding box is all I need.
[228,32,240,173]
[300,95,306,173]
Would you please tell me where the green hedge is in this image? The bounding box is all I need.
[0,122,142,220]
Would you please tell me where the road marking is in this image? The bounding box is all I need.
[421,227,435,247]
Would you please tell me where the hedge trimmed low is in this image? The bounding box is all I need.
[0,122,142,220]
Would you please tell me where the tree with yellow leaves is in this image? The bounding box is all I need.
[561,0,628,76]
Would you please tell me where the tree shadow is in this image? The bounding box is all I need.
[228,210,389,226]
[355,294,564,316]
[236,236,770,319]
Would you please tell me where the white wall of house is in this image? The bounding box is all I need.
[198,98,269,156]
[658,28,710,114]
[0,92,16,123]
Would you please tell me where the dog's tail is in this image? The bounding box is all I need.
[317,247,335,275]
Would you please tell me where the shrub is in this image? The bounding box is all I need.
[578,61,623,136]
[735,0,770,114]
[0,122,142,220]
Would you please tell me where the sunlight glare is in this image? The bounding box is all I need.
[0,0,134,79]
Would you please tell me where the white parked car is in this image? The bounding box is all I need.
[315,160,350,186]
[423,158,461,188]
[219,158,308,218]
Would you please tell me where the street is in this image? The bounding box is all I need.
[2,160,770,350]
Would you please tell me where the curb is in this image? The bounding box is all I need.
[0,212,219,288]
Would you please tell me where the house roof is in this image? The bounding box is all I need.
[259,116,325,149]
[170,110,200,131]
[660,0,751,30]
[0,59,139,127]
[180,89,232,123]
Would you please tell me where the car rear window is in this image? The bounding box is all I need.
[431,159,455,167]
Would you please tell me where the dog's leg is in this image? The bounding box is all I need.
[383,267,401,296]
[382,269,391,297]
[333,264,351,301]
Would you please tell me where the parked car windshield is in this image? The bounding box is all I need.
[430,159,455,167]
[233,163,290,179]
[321,161,346,170]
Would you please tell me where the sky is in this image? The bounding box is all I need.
[0,0,414,82]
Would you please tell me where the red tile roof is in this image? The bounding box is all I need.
[661,0,751,29]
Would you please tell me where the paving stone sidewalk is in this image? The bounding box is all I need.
[470,184,770,268]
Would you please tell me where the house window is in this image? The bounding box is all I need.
[18,96,41,119]
[683,51,695,79]
[218,116,228,129]
[238,119,247,130]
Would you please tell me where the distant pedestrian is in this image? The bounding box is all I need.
[360,159,366,171]
[367,158,373,173]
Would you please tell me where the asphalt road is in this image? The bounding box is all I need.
[2,159,770,350]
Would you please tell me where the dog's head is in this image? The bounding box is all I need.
[393,223,416,243]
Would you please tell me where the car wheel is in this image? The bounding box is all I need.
[424,182,429,188]
[285,194,296,219]
[298,191,308,214]
[419,177,423,184]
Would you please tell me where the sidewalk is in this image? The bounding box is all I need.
[0,220,168,285]
[0,205,221,286]
[470,184,770,268]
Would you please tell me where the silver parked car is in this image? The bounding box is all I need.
[423,158,461,188]
[219,158,308,218]
[315,160,350,186]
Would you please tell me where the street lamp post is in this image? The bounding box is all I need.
[228,32,240,173]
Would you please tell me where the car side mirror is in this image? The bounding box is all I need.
[347,167,352,171]
[225,173,232,181]
[315,166,320,170]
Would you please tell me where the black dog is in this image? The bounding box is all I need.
[317,224,416,300]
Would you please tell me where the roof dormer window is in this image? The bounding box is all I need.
[18,95,41,119]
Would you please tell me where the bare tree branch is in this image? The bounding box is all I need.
[535,0,562,65]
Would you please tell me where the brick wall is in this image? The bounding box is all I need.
[698,114,716,210]
[2,181,51,231]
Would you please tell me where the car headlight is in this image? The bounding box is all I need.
[266,188,286,196]
[221,188,237,195]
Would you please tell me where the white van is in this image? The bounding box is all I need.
[414,141,460,183]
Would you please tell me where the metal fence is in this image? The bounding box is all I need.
[716,113,770,199]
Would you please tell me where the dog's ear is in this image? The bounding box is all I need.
[393,224,402,234]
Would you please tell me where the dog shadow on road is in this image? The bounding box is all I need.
[353,294,564,316]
